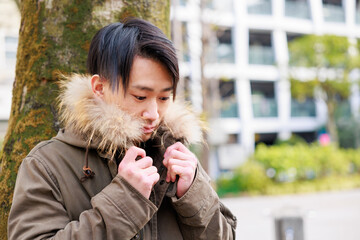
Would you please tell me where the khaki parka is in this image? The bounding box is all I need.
[8,74,237,240]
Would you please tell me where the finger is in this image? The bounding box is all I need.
[164,150,189,164]
[163,149,196,168]
[163,145,187,167]
[164,142,182,159]
[166,170,171,182]
[166,172,176,183]
[164,142,192,159]
[166,159,193,182]
[141,166,158,176]
[149,172,160,187]
[168,158,196,168]
[169,167,177,182]
[169,165,188,182]
[135,156,153,169]
[165,159,174,182]
[122,146,146,165]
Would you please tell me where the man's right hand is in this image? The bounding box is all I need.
[118,146,159,199]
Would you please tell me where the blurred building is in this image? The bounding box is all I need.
[1,0,360,177]
[0,0,20,138]
[171,0,360,177]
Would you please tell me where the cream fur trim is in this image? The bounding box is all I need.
[58,74,144,154]
[58,74,203,155]
[163,101,203,144]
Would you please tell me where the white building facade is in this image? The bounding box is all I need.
[1,0,360,177]
[0,0,20,138]
[171,0,360,177]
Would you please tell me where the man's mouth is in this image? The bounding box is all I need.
[143,126,156,134]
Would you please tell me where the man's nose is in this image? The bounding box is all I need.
[142,100,159,121]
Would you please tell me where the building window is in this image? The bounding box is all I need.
[286,33,304,66]
[255,132,278,146]
[356,0,360,24]
[322,0,345,23]
[208,27,235,63]
[247,0,272,15]
[292,131,317,143]
[206,0,233,12]
[251,81,278,118]
[291,98,316,117]
[219,79,238,118]
[179,0,187,6]
[285,0,311,19]
[227,133,239,144]
[5,36,18,69]
[249,31,274,65]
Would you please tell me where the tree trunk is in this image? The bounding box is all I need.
[326,99,339,145]
[0,0,170,237]
[199,0,210,173]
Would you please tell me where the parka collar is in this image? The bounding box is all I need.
[57,74,203,157]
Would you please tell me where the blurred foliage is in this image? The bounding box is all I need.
[335,100,360,149]
[289,34,356,100]
[288,35,360,144]
[337,117,360,149]
[290,77,317,102]
[217,161,271,196]
[289,34,354,69]
[217,143,360,197]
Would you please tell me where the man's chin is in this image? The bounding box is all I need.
[141,133,153,142]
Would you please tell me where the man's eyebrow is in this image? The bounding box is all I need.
[131,85,173,92]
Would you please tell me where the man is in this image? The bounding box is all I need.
[8,18,236,239]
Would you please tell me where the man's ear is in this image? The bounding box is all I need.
[91,75,105,98]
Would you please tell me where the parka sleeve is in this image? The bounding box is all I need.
[7,156,157,240]
[170,164,237,240]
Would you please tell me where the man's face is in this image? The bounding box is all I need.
[93,56,173,141]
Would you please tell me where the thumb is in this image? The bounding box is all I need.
[122,146,146,165]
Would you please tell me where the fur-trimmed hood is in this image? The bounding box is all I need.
[58,74,203,156]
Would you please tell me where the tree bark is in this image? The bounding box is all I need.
[200,0,210,173]
[0,0,170,237]
[326,99,339,145]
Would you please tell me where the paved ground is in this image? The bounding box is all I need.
[221,189,360,240]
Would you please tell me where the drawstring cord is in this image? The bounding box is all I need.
[81,145,95,182]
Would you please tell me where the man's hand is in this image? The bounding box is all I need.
[163,142,198,198]
[118,146,159,199]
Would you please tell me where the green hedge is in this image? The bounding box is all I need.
[217,143,360,197]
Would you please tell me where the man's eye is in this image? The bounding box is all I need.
[159,97,170,101]
[134,96,146,100]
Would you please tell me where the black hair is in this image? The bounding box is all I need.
[87,18,179,99]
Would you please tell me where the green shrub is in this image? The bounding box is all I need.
[343,149,360,173]
[217,161,270,196]
[217,143,360,196]
[254,143,352,181]
[336,113,360,149]
[235,161,270,193]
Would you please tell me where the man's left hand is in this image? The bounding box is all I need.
[163,142,198,198]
